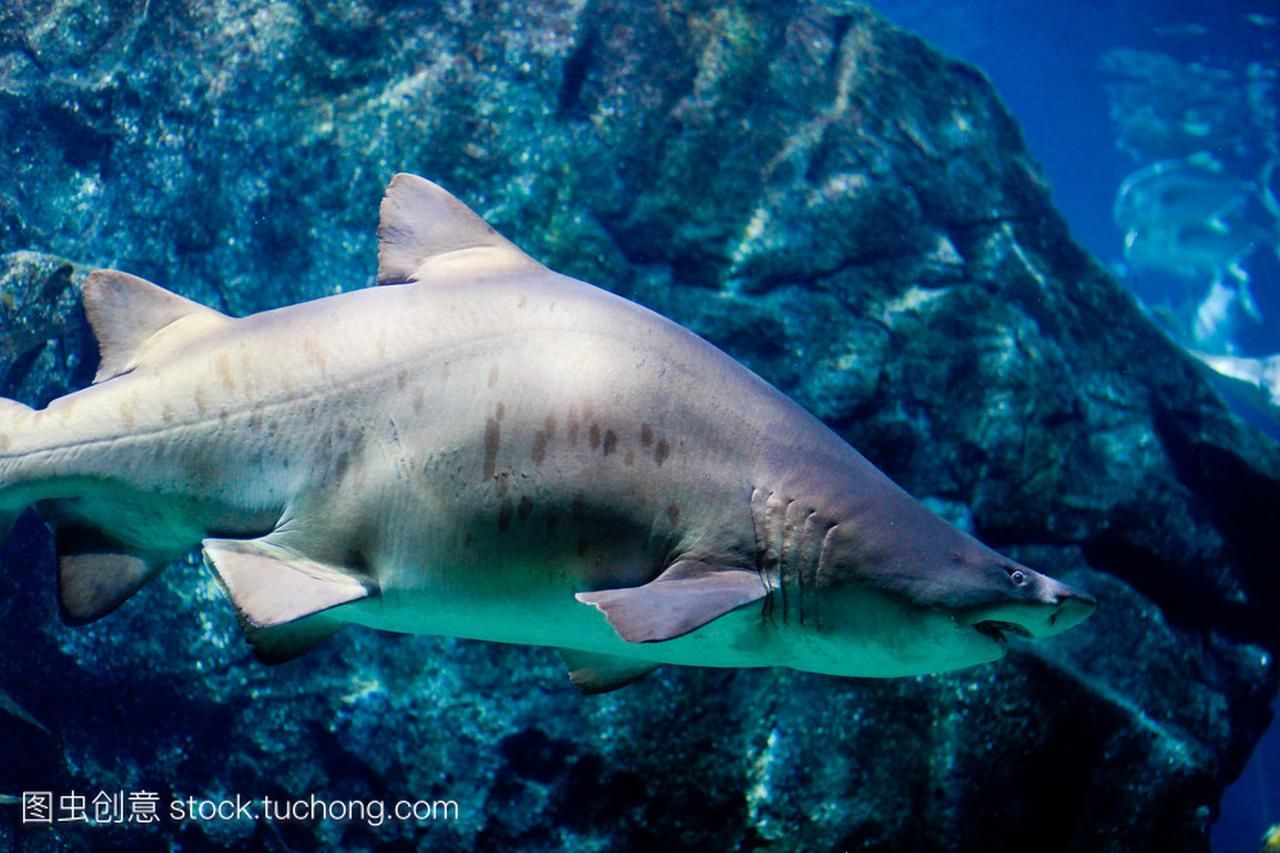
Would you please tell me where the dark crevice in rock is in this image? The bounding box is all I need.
[0,341,44,391]
[39,102,115,169]
[829,15,853,72]
[1081,533,1224,634]
[16,40,50,75]
[556,1,598,120]
[742,241,925,295]
[1151,404,1280,648]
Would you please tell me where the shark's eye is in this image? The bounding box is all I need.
[1009,569,1027,586]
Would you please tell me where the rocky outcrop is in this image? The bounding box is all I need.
[1,2,1276,850]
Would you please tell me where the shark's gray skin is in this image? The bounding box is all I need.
[1189,349,1280,417]
[0,175,1095,692]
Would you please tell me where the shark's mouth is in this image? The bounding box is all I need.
[973,620,1033,647]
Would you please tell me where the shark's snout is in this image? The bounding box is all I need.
[1046,588,1097,636]
[1025,575,1096,638]
[965,573,1097,647]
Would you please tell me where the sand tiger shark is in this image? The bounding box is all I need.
[0,174,1095,692]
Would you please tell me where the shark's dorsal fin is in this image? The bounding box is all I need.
[559,649,659,694]
[203,537,374,664]
[575,560,768,643]
[376,173,542,285]
[82,269,230,384]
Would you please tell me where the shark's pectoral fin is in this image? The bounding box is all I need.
[575,560,767,644]
[55,528,166,625]
[558,649,660,694]
[202,537,374,664]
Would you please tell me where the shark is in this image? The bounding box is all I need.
[0,174,1095,693]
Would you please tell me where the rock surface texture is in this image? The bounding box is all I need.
[1,2,1277,850]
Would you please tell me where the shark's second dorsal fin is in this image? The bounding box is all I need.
[376,173,542,285]
[82,270,230,384]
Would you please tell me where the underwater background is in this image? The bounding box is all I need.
[0,0,1278,850]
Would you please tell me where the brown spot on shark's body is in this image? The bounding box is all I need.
[216,353,236,393]
[483,417,500,480]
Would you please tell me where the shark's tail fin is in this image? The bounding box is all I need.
[0,397,35,548]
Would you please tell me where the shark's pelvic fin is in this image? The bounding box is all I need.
[82,269,230,384]
[203,536,374,663]
[59,553,163,625]
[56,527,166,625]
[559,649,659,694]
[375,173,542,285]
[575,560,768,644]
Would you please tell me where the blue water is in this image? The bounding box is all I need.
[866,1,1280,850]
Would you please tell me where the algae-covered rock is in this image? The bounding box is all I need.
[1,2,1276,850]
[0,251,92,403]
